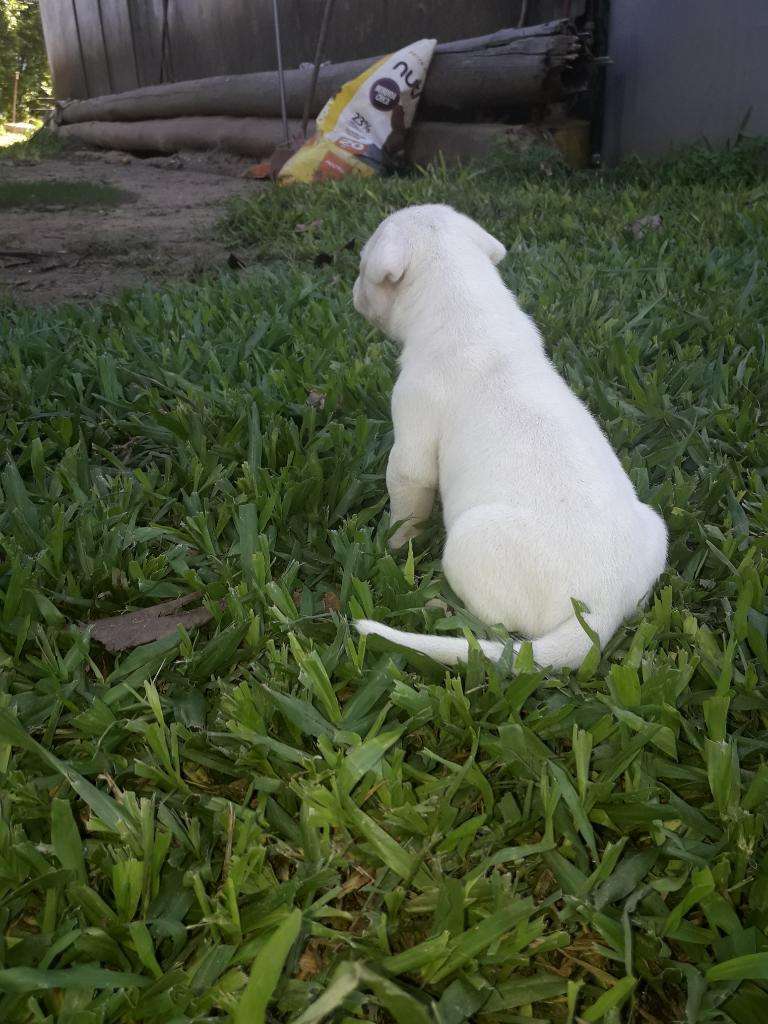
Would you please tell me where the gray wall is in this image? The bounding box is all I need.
[602,0,768,163]
[40,0,585,101]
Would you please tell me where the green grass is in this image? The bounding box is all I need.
[0,141,767,1023]
[0,128,71,163]
[0,179,130,211]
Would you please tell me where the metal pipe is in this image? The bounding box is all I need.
[271,0,289,145]
[301,0,335,138]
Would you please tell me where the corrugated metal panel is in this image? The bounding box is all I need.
[602,0,768,163]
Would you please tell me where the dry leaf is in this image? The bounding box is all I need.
[102,150,134,166]
[321,591,340,613]
[86,592,212,652]
[243,161,272,180]
[342,869,373,894]
[269,144,300,177]
[307,388,326,410]
[628,214,663,239]
[296,940,324,980]
[295,219,322,234]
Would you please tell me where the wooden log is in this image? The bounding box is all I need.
[406,119,590,169]
[55,20,582,125]
[54,116,313,157]
[53,115,590,169]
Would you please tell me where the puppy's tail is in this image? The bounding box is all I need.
[354,620,506,665]
[355,609,617,670]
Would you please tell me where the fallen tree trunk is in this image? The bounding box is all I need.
[53,115,589,168]
[55,116,313,158]
[56,20,583,126]
[406,119,589,169]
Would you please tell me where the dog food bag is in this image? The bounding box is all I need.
[278,38,436,184]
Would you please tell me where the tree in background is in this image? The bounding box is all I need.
[1,0,50,122]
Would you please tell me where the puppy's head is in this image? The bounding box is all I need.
[353,205,506,338]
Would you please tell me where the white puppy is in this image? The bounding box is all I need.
[352,204,667,670]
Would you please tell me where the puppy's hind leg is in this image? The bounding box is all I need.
[442,504,564,639]
[530,606,622,670]
[442,504,624,670]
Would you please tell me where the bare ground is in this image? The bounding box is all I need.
[0,150,260,305]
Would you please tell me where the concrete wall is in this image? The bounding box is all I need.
[40,0,584,100]
[602,0,768,163]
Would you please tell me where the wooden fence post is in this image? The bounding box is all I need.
[11,70,20,122]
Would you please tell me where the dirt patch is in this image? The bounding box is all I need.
[0,150,261,305]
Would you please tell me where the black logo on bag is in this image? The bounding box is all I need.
[393,60,423,98]
[369,78,401,111]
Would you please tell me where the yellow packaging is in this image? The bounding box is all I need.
[279,39,436,184]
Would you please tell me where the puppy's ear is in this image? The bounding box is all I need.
[476,226,507,265]
[456,213,507,265]
[469,223,507,265]
[366,230,410,285]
